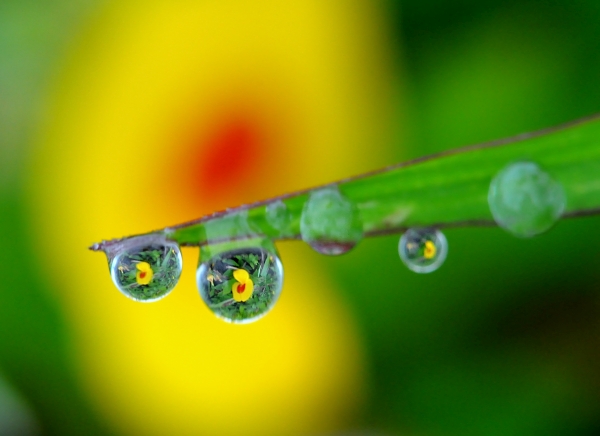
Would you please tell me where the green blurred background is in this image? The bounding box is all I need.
[2,0,600,435]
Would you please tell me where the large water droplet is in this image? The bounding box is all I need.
[398,228,447,273]
[488,161,566,237]
[300,186,363,255]
[196,239,283,324]
[108,235,183,302]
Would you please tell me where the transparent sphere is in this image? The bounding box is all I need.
[109,240,182,302]
[265,200,293,235]
[488,161,565,237]
[398,228,448,273]
[300,186,363,255]
[197,240,284,324]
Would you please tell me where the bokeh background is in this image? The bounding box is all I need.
[2,0,600,435]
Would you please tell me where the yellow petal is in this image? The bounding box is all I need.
[423,241,436,260]
[136,261,151,272]
[243,280,254,301]
[233,268,249,283]
[231,279,253,302]
[136,268,153,285]
[232,282,243,302]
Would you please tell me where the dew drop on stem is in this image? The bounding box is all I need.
[107,235,183,302]
[265,200,294,236]
[398,228,448,273]
[300,186,363,255]
[488,161,566,238]
[196,238,284,324]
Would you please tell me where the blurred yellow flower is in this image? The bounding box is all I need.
[232,268,253,302]
[29,1,397,434]
[136,261,153,285]
[424,240,436,259]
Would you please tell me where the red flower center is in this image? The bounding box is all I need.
[139,272,146,279]
[237,283,246,293]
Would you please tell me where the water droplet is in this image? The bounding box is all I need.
[488,161,566,237]
[108,235,183,302]
[265,200,293,235]
[300,186,363,255]
[398,228,447,273]
[196,239,283,324]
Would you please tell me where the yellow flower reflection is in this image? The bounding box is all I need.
[232,268,254,302]
[423,240,436,260]
[136,261,154,285]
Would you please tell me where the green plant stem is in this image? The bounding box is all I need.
[91,114,600,251]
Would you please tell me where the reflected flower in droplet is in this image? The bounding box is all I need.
[197,239,284,323]
[423,240,436,260]
[136,261,154,285]
[108,236,183,302]
[399,228,447,274]
[232,269,254,302]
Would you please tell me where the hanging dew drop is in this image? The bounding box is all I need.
[399,228,447,273]
[196,239,283,324]
[265,200,294,235]
[300,186,363,255]
[488,161,566,238]
[107,235,183,302]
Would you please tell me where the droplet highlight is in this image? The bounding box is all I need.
[197,239,283,324]
[109,236,183,302]
[488,161,565,237]
[300,186,363,255]
[399,228,447,273]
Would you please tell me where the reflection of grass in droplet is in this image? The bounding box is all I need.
[205,248,279,321]
[117,246,181,300]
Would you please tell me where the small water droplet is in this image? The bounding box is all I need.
[265,200,293,235]
[488,161,566,237]
[300,186,362,255]
[108,235,183,302]
[398,228,447,273]
[196,239,283,324]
